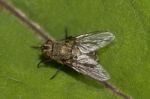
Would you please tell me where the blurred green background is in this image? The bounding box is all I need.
[0,0,149,99]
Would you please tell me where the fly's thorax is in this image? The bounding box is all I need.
[52,40,75,60]
[41,40,53,58]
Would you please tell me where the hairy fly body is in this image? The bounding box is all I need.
[41,32,115,81]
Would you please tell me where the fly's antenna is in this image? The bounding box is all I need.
[0,0,55,42]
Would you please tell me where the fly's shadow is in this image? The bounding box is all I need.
[37,54,103,89]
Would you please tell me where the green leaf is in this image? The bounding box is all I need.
[0,0,149,99]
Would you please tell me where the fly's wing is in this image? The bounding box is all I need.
[76,32,115,53]
[71,54,110,81]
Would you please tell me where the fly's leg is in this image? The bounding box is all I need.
[64,27,73,40]
[31,46,41,50]
[37,60,43,68]
[37,60,61,79]
[37,59,51,68]
[50,66,61,79]
[65,27,68,39]
[50,60,67,79]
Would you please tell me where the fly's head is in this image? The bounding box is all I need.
[41,40,53,59]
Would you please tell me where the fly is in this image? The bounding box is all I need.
[41,31,115,81]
